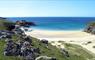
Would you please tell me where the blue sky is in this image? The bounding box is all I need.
[0,0,95,17]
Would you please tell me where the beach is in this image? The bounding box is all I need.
[25,29,95,54]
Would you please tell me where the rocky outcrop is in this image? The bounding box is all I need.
[84,22,95,34]
[0,20,56,60]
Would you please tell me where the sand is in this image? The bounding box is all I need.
[25,29,95,54]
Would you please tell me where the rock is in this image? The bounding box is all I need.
[25,53,35,60]
[4,40,16,56]
[84,22,95,34]
[41,39,48,44]
[84,26,93,33]
[33,48,40,54]
[4,50,13,56]
[0,30,13,40]
[15,20,36,27]
[23,36,32,43]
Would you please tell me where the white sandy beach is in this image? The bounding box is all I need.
[25,29,95,54]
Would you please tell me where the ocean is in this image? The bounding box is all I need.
[7,17,95,31]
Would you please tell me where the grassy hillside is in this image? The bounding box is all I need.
[0,19,95,60]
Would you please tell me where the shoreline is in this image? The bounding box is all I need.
[25,29,95,54]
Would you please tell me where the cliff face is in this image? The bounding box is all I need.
[84,22,95,34]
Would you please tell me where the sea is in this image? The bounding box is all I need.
[7,17,95,31]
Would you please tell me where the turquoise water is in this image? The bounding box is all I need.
[7,17,95,31]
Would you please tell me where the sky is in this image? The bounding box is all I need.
[0,0,95,17]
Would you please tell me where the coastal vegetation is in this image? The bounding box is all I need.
[0,18,95,60]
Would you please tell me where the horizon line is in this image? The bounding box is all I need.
[3,16,95,18]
